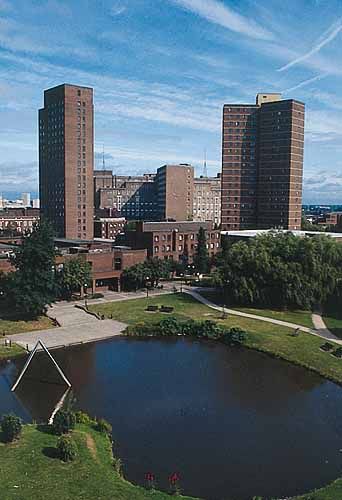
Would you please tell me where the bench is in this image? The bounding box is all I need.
[146,305,158,312]
[320,342,334,352]
[160,306,174,313]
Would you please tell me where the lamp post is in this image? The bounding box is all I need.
[84,283,88,309]
[180,273,184,293]
[221,279,229,319]
[145,276,150,298]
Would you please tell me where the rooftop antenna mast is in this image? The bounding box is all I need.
[202,148,208,177]
[102,144,105,171]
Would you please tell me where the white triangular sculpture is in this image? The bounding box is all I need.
[11,339,72,392]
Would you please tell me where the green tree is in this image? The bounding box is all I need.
[57,258,92,299]
[57,435,78,462]
[214,232,342,310]
[121,258,171,291]
[6,220,56,318]
[193,226,210,274]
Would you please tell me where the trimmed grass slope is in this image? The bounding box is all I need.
[0,424,197,500]
[197,290,314,328]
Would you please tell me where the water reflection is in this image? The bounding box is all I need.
[1,337,342,500]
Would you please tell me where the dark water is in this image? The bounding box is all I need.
[1,337,342,500]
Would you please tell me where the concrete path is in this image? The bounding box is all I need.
[185,288,342,345]
[312,313,336,341]
[6,302,127,351]
[3,285,175,352]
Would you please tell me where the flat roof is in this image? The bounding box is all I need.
[221,229,342,239]
[142,221,214,232]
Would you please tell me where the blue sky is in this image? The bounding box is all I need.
[0,0,342,203]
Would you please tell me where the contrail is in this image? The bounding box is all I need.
[278,19,342,71]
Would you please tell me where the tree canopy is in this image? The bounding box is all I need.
[56,258,92,299]
[121,258,171,290]
[193,226,210,274]
[214,232,342,310]
[6,220,56,317]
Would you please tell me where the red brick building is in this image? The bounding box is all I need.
[94,217,126,240]
[55,239,146,291]
[39,84,94,240]
[222,93,304,231]
[0,212,40,235]
[125,221,220,262]
[0,237,146,292]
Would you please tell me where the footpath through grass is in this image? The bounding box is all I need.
[90,293,342,385]
[323,314,342,339]
[198,290,314,328]
[0,423,197,500]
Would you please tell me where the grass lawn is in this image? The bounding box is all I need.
[90,293,342,385]
[0,302,55,337]
[0,343,25,361]
[197,290,314,328]
[0,424,197,500]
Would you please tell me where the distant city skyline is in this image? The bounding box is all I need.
[1,0,342,203]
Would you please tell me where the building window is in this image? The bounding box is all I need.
[114,258,122,270]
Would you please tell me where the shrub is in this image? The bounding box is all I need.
[96,418,112,437]
[181,319,197,336]
[126,322,157,337]
[1,414,22,443]
[75,411,93,425]
[159,317,183,336]
[90,292,104,299]
[222,327,248,346]
[57,435,77,462]
[53,409,76,435]
[197,320,224,339]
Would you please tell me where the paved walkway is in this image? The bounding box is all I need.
[311,313,337,341]
[6,302,127,351]
[184,288,342,345]
[3,286,176,352]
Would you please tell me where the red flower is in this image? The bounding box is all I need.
[169,472,180,484]
[145,472,155,482]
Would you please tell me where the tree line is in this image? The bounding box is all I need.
[213,232,342,310]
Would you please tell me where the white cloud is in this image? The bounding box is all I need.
[111,3,126,16]
[306,109,342,142]
[0,161,38,192]
[169,0,273,40]
[282,73,328,94]
[278,18,342,72]
[303,169,342,204]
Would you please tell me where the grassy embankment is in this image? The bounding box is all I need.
[196,290,314,328]
[0,423,197,500]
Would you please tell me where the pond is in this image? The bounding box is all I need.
[1,337,342,500]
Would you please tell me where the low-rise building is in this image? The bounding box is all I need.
[0,237,146,292]
[0,210,40,236]
[55,239,147,291]
[94,217,126,240]
[125,220,221,262]
[325,212,342,228]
